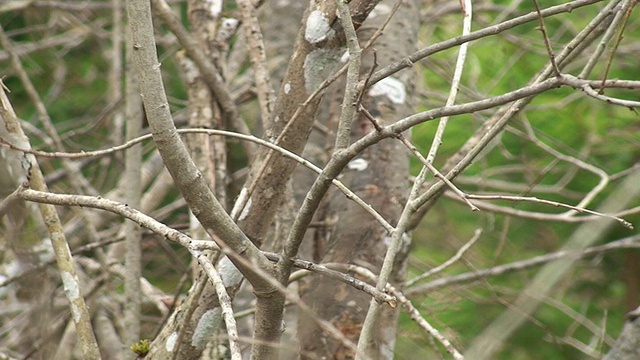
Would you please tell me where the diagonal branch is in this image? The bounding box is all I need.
[0,81,100,359]
[124,0,272,287]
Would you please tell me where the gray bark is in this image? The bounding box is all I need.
[298,1,419,358]
[604,307,640,360]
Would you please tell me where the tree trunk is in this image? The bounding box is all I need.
[299,1,419,358]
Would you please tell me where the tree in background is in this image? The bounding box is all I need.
[0,0,638,359]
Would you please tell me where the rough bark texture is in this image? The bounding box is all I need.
[237,2,383,359]
[298,1,418,358]
[126,1,273,358]
[146,1,236,358]
[604,307,640,360]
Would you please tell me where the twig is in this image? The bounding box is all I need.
[407,233,640,295]
[562,74,640,108]
[368,0,603,85]
[425,0,472,165]
[406,228,482,287]
[599,0,635,93]
[359,107,479,211]
[393,288,464,360]
[442,191,640,226]
[193,240,397,306]
[579,0,631,78]
[0,127,395,233]
[334,0,362,150]
[518,113,610,215]
[532,0,560,75]
[0,81,100,359]
[464,194,632,229]
[190,250,242,360]
[521,291,615,347]
[348,265,463,360]
[237,0,274,125]
[195,244,398,306]
[281,257,396,306]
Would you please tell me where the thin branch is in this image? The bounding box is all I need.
[393,287,464,360]
[334,0,362,150]
[280,257,396,306]
[532,0,560,75]
[0,82,100,359]
[425,0,472,165]
[125,0,273,289]
[522,291,615,347]
[359,75,565,149]
[190,249,242,360]
[464,193,632,229]
[518,115,609,213]
[562,73,640,108]
[360,106,478,211]
[599,0,635,92]
[237,0,274,125]
[349,265,463,360]
[369,0,604,85]
[443,191,640,225]
[407,137,479,212]
[149,0,255,159]
[193,241,397,305]
[406,228,482,287]
[407,233,640,295]
[18,187,197,249]
[579,0,631,78]
[0,127,396,234]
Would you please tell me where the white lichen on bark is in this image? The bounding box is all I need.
[304,10,334,44]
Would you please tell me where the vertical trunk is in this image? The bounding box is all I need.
[299,1,419,358]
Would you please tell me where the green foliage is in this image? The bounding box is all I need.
[404,2,640,358]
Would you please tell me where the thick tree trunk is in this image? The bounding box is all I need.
[298,1,419,358]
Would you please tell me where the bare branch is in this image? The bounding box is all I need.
[350,265,463,360]
[532,0,560,75]
[393,288,464,360]
[0,81,100,359]
[425,0,472,165]
[369,0,604,84]
[406,228,482,287]
[407,233,640,295]
[238,0,274,126]
[190,249,242,360]
[125,0,272,288]
[149,0,255,159]
[464,193,632,229]
[334,0,362,150]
